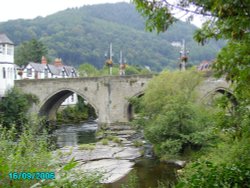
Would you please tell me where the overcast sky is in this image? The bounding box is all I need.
[0,0,130,22]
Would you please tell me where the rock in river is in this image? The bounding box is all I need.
[54,142,142,184]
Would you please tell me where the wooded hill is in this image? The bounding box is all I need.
[0,2,224,71]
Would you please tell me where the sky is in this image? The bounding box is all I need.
[0,0,202,27]
[0,0,130,22]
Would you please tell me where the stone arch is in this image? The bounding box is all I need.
[201,87,237,107]
[126,91,145,121]
[39,88,98,121]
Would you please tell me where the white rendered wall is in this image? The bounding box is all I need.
[0,44,15,97]
[0,64,15,97]
[0,44,14,63]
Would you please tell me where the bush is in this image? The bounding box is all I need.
[0,122,52,187]
[135,70,217,158]
[0,88,38,131]
[0,119,103,188]
[177,161,250,188]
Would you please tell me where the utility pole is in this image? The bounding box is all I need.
[179,39,189,71]
[119,50,126,76]
[105,43,113,75]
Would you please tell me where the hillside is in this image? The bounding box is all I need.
[0,3,224,71]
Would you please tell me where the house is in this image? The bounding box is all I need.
[22,57,77,79]
[0,33,15,98]
[22,57,78,106]
[197,60,213,71]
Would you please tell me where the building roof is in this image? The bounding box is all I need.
[29,62,47,72]
[47,64,62,75]
[26,62,76,76]
[64,65,76,76]
[0,33,14,45]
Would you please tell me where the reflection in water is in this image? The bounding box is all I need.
[105,158,177,188]
[52,121,98,148]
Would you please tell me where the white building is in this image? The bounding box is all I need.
[0,34,15,98]
[22,57,78,106]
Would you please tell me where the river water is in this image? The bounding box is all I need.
[52,122,178,188]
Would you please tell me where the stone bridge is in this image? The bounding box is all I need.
[15,74,232,125]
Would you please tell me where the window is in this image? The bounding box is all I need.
[0,45,2,54]
[71,95,74,102]
[2,67,5,78]
[7,45,13,55]
[27,68,32,77]
[2,44,6,54]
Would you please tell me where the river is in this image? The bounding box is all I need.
[52,122,178,188]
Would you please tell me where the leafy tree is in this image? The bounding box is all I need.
[134,70,216,158]
[56,96,97,124]
[132,0,250,102]
[132,1,250,186]
[0,88,39,130]
[78,63,99,77]
[15,38,48,66]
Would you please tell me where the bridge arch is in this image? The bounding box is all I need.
[126,91,145,121]
[39,88,98,121]
[201,87,237,107]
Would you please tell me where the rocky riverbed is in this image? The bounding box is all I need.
[54,124,144,183]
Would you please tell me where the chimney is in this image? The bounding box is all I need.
[41,56,47,65]
[54,58,63,67]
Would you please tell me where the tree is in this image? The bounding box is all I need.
[15,38,48,66]
[132,0,250,102]
[78,63,99,77]
[0,88,39,130]
[132,1,250,186]
[135,70,216,158]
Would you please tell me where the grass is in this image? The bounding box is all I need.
[133,140,144,147]
[101,138,109,145]
[78,143,96,150]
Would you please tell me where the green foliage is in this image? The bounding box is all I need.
[0,122,52,187]
[112,137,122,144]
[133,140,144,147]
[15,38,48,66]
[56,105,87,124]
[56,96,97,124]
[0,88,39,131]
[78,143,96,150]
[135,70,217,158]
[177,134,250,188]
[175,87,250,188]
[177,161,250,188]
[0,3,223,71]
[133,0,249,102]
[133,1,250,186]
[78,63,99,77]
[213,39,250,102]
[0,118,103,188]
[121,171,139,188]
[101,138,109,145]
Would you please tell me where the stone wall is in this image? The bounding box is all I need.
[15,75,154,125]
